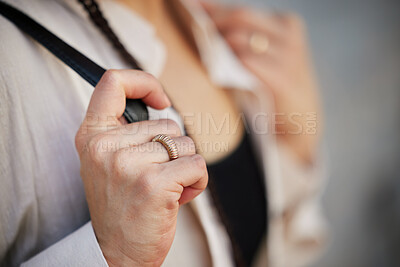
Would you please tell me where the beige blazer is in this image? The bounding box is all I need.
[0,0,327,266]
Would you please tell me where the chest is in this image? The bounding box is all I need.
[156,10,245,163]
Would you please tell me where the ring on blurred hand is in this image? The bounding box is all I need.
[152,134,179,160]
[249,32,269,54]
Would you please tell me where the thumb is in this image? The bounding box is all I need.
[87,69,171,118]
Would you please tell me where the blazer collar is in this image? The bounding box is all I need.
[99,0,259,91]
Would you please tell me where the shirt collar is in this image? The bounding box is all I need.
[171,0,259,91]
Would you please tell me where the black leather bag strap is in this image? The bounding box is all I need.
[0,1,148,123]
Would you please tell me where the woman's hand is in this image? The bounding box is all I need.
[75,70,208,266]
[203,2,322,164]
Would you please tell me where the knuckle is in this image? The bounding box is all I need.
[179,136,196,154]
[165,119,180,130]
[87,134,107,164]
[165,196,180,211]
[141,71,156,81]
[159,119,182,136]
[181,135,195,148]
[137,167,161,193]
[191,154,209,190]
[281,13,305,32]
[225,31,243,50]
[278,14,307,48]
[231,7,252,21]
[101,69,120,87]
[191,154,207,173]
[180,135,193,144]
[141,71,163,91]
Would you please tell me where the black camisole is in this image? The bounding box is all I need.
[207,132,268,267]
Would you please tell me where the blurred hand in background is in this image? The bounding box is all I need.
[203,1,322,165]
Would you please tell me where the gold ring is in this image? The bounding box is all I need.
[249,32,270,54]
[152,134,179,160]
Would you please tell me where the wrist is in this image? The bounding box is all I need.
[99,239,164,267]
[100,244,142,267]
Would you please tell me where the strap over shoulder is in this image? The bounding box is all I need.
[0,1,148,123]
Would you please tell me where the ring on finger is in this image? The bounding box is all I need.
[152,134,179,160]
[249,32,270,54]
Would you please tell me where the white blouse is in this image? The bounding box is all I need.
[0,0,327,266]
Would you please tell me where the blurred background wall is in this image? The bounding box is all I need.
[222,0,400,266]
